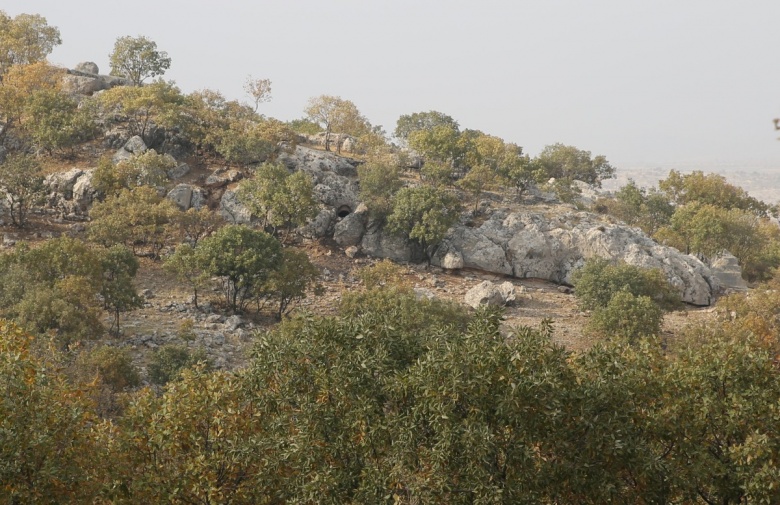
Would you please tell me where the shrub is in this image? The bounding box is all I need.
[572,258,679,311]
[587,291,663,342]
[148,344,210,386]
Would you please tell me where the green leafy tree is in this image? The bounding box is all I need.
[587,290,663,342]
[109,35,171,86]
[147,344,210,386]
[457,163,498,213]
[110,368,265,503]
[408,123,463,166]
[357,157,403,219]
[535,143,616,187]
[0,11,61,77]
[164,242,211,309]
[169,206,220,246]
[659,169,768,215]
[197,224,283,312]
[215,120,276,166]
[287,117,322,135]
[572,257,680,311]
[99,244,143,333]
[94,150,174,195]
[0,322,103,503]
[597,179,673,235]
[180,88,257,153]
[72,345,140,417]
[655,202,780,282]
[387,185,461,257]
[394,110,459,142]
[237,163,318,240]
[0,152,45,227]
[0,61,65,141]
[304,95,371,152]
[23,88,97,155]
[263,248,321,319]
[97,80,184,145]
[88,186,177,257]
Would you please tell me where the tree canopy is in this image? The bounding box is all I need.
[109,35,171,86]
[0,11,61,77]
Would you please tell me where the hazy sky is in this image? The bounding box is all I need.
[6,0,780,171]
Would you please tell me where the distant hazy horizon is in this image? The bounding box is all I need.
[5,0,780,172]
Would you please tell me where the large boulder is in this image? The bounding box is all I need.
[113,136,147,163]
[464,281,518,308]
[219,189,252,224]
[278,145,360,178]
[361,223,416,263]
[710,252,748,292]
[428,210,718,306]
[61,74,105,95]
[167,184,206,211]
[277,145,360,212]
[333,204,368,247]
[74,61,99,74]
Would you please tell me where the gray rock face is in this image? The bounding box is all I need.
[74,61,99,74]
[278,145,360,178]
[361,223,415,263]
[167,163,191,180]
[300,209,336,239]
[62,67,132,96]
[167,184,207,211]
[710,252,748,291]
[427,210,718,306]
[113,136,148,163]
[464,281,518,308]
[219,190,253,224]
[333,208,368,247]
[45,169,95,218]
[61,74,105,95]
[205,168,242,187]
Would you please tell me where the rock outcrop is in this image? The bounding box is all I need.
[429,210,717,306]
[45,168,96,219]
[710,252,748,292]
[61,63,133,96]
[167,184,207,211]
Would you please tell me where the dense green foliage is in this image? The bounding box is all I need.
[0,238,141,345]
[0,152,45,227]
[237,162,318,240]
[197,225,283,312]
[0,11,61,77]
[109,35,171,86]
[386,185,461,254]
[587,290,664,342]
[2,284,780,503]
[147,344,210,386]
[572,257,680,311]
[5,11,780,503]
[534,142,616,187]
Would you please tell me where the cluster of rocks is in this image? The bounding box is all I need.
[299,132,357,153]
[123,297,258,371]
[44,135,201,218]
[329,206,720,306]
[61,62,132,96]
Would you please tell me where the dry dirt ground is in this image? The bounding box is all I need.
[125,237,718,362]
